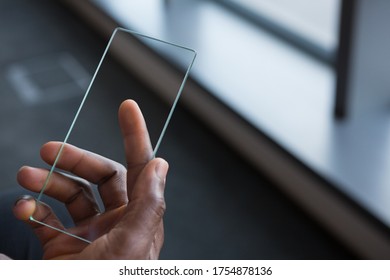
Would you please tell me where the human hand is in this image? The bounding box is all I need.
[13,100,168,259]
[0,254,11,260]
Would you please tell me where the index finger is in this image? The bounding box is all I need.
[118,100,153,198]
[40,142,128,210]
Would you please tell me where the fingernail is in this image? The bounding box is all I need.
[155,160,169,181]
[14,195,34,206]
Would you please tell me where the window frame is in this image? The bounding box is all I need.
[212,0,341,66]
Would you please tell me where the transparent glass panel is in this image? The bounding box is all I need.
[30,28,196,243]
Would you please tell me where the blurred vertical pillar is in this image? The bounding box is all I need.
[335,0,390,119]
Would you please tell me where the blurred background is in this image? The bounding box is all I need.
[1,0,390,259]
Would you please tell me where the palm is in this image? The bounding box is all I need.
[39,205,125,259]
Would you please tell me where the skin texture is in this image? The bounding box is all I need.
[0,254,10,260]
[9,100,168,259]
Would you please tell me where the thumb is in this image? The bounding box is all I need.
[104,158,168,259]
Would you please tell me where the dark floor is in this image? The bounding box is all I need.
[0,0,356,259]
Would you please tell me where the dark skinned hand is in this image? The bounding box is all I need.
[11,100,168,259]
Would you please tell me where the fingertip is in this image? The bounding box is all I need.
[154,158,169,182]
[16,166,33,185]
[16,166,43,191]
[40,141,61,162]
[13,196,36,221]
[119,99,138,116]
[120,99,137,108]
[17,165,28,178]
[40,141,56,153]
